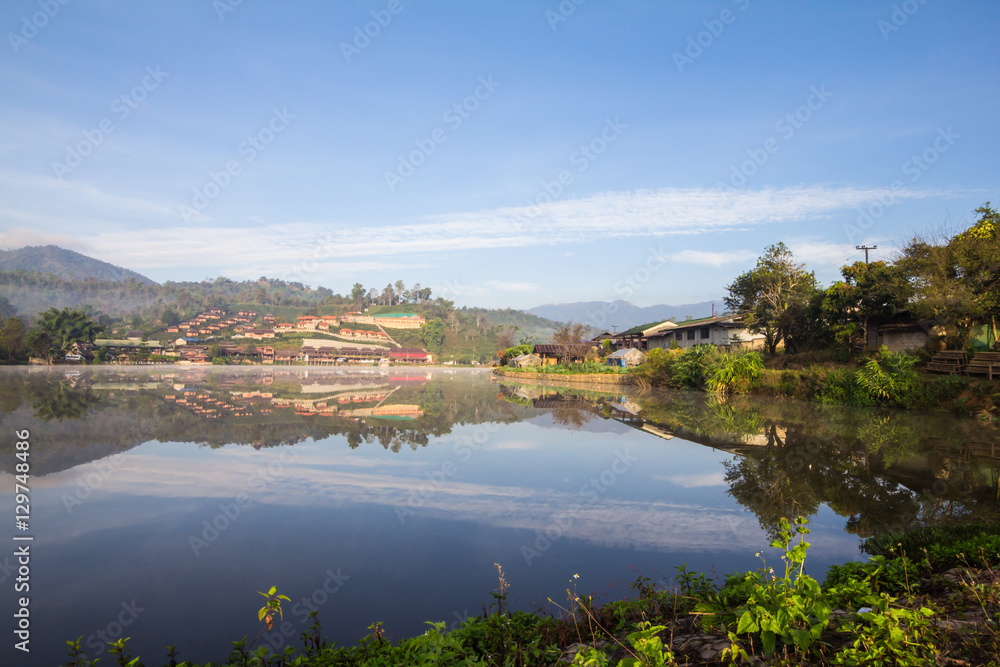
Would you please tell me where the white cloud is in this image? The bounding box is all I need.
[486,280,539,293]
[0,177,956,279]
[668,249,757,267]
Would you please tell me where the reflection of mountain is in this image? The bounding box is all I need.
[495,380,1000,539]
[0,368,527,475]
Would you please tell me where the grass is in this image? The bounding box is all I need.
[62,520,1000,666]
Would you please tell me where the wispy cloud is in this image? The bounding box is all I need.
[486,280,539,293]
[668,249,757,267]
[0,179,956,278]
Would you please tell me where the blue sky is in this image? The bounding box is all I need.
[0,0,997,310]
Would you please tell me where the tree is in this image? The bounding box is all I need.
[895,204,1000,347]
[420,318,446,353]
[0,317,27,361]
[25,328,54,361]
[394,280,406,305]
[0,296,17,320]
[350,283,366,304]
[552,321,589,363]
[160,308,180,327]
[821,261,909,352]
[36,308,103,356]
[724,243,816,354]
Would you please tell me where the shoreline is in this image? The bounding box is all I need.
[490,368,635,386]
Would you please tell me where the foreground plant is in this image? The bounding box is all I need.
[701,517,831,659]
[248,584,290,650]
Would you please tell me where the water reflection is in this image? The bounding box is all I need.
[494,379,1000,539]
[0,367,997,664]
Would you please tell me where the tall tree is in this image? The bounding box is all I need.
[552,321,590,362]
[896,204,1000,347]
[0,317,27,361]
[420,318,446,353]
[821,261,909,351]
[724,243,816,354]
[36,308,103,356]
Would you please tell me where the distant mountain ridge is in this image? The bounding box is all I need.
[0,245,156,285]
[526,299,727,331]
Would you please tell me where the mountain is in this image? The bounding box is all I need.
[0,245,156,285]
[526,299,727,331]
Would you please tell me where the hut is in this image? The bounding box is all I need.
[511,353,542,368]
[608,347,646,367]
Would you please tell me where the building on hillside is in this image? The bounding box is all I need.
[372,313,426,329]
[94,338,164,352]
[646,315,765,351]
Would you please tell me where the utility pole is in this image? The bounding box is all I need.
[856,244,877,265]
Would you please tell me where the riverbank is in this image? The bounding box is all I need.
[629,346,1000,417]
[64,520,1000,666]
[492,368,635,386]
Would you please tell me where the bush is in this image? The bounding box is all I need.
[671,344,720,389]
[815,368,874,406]
[857,347,918,406]
[706,350,764,394]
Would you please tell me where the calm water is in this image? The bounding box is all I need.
[0,366,997,665]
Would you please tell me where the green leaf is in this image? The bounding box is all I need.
[736,611,759,635]
[761,630,776,655]
[268,585,277,596]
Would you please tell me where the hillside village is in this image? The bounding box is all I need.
[69,308,435,365]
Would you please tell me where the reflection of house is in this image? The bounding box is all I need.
[647,316,764,351]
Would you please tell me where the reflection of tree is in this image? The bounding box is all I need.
[31,384,103,421]
[0,381,22,413]
[549,403,594,429]
[419,385,444,418]
[707,396,766,439]
[857,415,920,467]
[723,427,823,539]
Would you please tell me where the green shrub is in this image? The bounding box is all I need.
[706,350,764,394]
[671,344,720,389]
[857,347,918,406]
[816,368,874,406]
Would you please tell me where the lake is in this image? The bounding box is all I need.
[0,366,997,665]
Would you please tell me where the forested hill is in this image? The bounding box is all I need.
[459,306,563,340]
[0,271,335,319]
[0,245,155,285]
